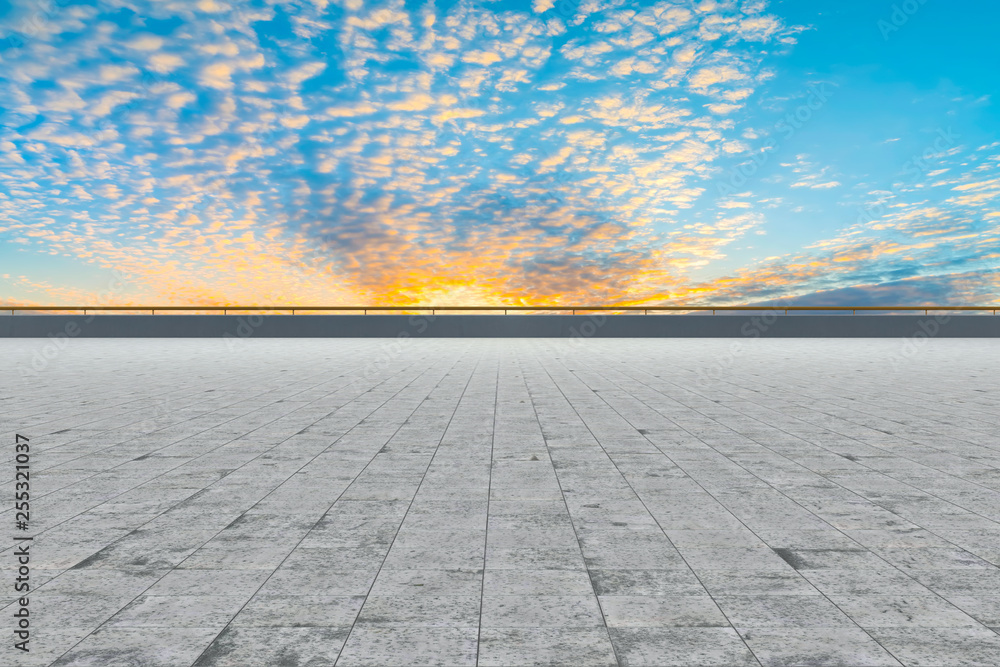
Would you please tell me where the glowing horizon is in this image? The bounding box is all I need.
[1,0,998,307]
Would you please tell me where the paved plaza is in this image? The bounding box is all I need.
[1,337,999,667]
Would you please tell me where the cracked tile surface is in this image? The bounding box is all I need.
[1,338,998,666]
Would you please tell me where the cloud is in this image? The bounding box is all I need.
[462,50,503,66]
[9,0,990,310]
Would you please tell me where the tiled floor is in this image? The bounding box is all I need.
[1,338,999,666]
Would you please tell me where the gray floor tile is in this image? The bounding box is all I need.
[7,338,1000,665]
[737,627,903,666]
[599,595,730,627]
[481,595,605,628]
[867,627,1000,666]
[105,594,247,628]
[193,626,350,666]
[229,594,365,627]
[715,594,856,628]
[368,568,484,596]
[830,594,983,628]
[483,569,595,595]
[51,627,220,666]
[609,627,758,666]
[478,627,618,666]
[357,594,481,626]
[336,626,478,666]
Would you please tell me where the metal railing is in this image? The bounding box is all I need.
[1,305,997,315]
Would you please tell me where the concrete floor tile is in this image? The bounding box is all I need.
[589,568,709,596]
[105,594,247,628]
[369,568,484,596]
[230,594,365,627]
[7,338,999,665]
[737,627,903,666]
[830,594,982,628]
[51,627,220,667]
[357,594,481,626]
[680,547,798,572]
[258,568,379,596]
[482,569,595,596]
[714,594,856,628]
[698,570,820,596]
[478,628,618,667]
[946,596,1000,627]
[802,568,934,596]
[599,595,730,627]
[866,627,1000,666]
[193,626,350,666]
[485,546,587,570]
[609,627,758,666]
[481,595,605,628]
[337,626,478,666]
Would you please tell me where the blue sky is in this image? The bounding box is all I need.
[0,0,997,306]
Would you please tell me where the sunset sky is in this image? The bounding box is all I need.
[1,0,998,306]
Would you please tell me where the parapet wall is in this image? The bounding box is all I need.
[1,314,997,337]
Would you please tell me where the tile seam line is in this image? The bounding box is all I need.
[550,350,898,665]
[754,354,1000,426]
[41,349,437,665]
[0,350,413,555]
[585,344,1000,530]
[0,352,357,472]
[475,341,500,667]
[747,378,1000,441]
[1,344,380,468]
[4,368,359,510]
[333,343,483,667]
[705,372,1000,461]
[741,368,1000,436]
[573,347,978,660]
[182,346,460,667]
[611,358,1000,538]
[1,341,367,437]
[521,342,626,667]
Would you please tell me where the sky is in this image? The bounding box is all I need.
[0,0,998,307]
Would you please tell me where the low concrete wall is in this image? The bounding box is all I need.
[1,314,997,337]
